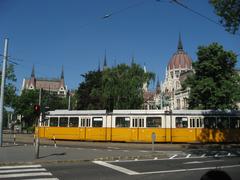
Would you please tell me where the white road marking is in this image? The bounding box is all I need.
[140,150,148,153]
[107,156,206,163]
[0,172,52,178]
[0,165,42,169]
[169,154,178,159]
[93,160,240,176]
[137,164,240,175]
[186,154,191,158]
[107,147,120,150]
[0,168,46,174]
[183,159,223,164]
[201,154,206,157]
[22,178,59,180]
[93,161,139,175]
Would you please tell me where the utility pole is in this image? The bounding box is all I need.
[68,91,71,110]
[0,38,9,147]
[35,88,41,158]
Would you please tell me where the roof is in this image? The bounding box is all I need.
[168,50,192,70]
[24,78,64,91]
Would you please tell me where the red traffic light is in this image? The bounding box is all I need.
[34,104,41,113]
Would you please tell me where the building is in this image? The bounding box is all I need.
[161,35,193,110]
[143,35,193,110]
[21,65,68,96]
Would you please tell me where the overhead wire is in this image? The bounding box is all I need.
[170,0,240,36]
[0,54,20,65]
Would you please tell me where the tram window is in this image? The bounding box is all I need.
[230,117,240,128]
[199,119,203,127]
[146,117,162,127]
[139,118,144,127]
[92,117,103,127]
[204,117,216,128]
[81,118,91,127]
[216,117,229,129]
[190,119,195,128]
[69,117,79,127]
[176,117,188,128]
[132,118,144,127]
[50,117,58,127]
[59,117,68,127]
[116,117,130,127]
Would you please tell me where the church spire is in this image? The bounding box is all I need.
[61,65,64,79]
[103,50,107,70]
[177,33,183,51]
[31,65,35,77]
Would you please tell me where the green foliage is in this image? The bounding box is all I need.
[210,0,240,34]
[183,43,240,110]
[0,64,17,107]
[76,63,155,111]
[13,89,68,127]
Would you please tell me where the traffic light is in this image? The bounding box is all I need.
[33,104,41,116]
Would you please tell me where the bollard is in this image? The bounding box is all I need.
[13,134,16,145]
[151,132,156,152]
[33,134,36,146]
[53,136,57,148]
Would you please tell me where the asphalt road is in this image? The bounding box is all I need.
[1,156,240,179]
[46,156,240,180]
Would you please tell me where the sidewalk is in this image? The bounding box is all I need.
[1,133,240,166]
[0,143,169,166]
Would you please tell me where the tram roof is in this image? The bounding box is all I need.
[49,109,107,116]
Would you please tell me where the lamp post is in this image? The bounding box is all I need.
[0,38,8,147]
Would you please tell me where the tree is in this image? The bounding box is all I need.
[210,0,240,34]
[0,64,17,107]
[75,70,104,110]
[183,43,240,110]
[75,63,155,111]
[14,89,68,127]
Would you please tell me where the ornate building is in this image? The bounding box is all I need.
[21,65,67,96]
[143,35,193,110]
[161,35,193,109]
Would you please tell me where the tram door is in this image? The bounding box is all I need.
[79,117,91,140]
[131,117,144,141]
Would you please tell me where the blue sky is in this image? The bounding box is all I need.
[0,0,239,92]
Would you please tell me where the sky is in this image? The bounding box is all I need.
[0,0,239,93]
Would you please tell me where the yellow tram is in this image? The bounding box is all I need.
[38,109,240,143]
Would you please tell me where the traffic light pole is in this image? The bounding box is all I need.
[35,88,41,158]
[0,38,8,147]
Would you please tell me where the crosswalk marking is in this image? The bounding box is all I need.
[0,172,52,178]
[0,164,59,180]
[22,178,59,180]
[0,168,46,173]
[0,165,42,169]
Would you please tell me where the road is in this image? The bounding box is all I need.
[1,153,240,180]
[45,156,240,180]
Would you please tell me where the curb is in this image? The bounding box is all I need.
[0,153,167,166]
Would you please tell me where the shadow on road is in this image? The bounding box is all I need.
[39,152,66,159]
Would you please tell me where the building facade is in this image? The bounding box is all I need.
[161,35,193,110]
[21,66,67,96]
[143,35,193,110]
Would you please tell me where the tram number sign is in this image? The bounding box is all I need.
[152,132,156,142]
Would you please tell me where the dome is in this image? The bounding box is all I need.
[167,35,192,70]
[168,50,192,70]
